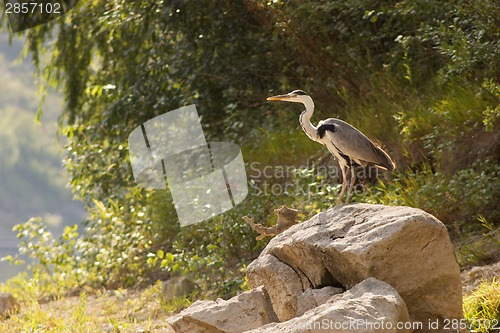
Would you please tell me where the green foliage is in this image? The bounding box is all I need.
[456,216,500,268]
[482,79,500,132]
[249,0,450,102]
[1,1,283,293]
[1,0,499,297]
[395,83,500,170]
[145,188,271,297]
[480,216,500,249]
[2,217,86,298]
[365,160,500,228]
[463,279,500,333]
[427,0,500,84]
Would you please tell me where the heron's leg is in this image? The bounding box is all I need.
[336,165,347,206]
[345,166,357,205]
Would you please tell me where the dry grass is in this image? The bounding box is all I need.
[0,281,191,333]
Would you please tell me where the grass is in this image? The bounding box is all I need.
[0,216,498,332]
[463,278,500,333]
[456,225,500,269]
[0,279,192,333]
[1,248,499,333]
[363,160,500,231]
[459,221,500,332]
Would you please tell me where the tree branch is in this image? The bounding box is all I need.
[243,205,302,240]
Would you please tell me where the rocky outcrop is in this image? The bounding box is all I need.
[166,286,277,333]
[166,204,463,333]
[246,278,411,333]
[0,292,19,319]
[247,203,463,325]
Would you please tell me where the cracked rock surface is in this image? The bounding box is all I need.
[246,203,462,325]
[245,278,411,333]
[166,285,277,333]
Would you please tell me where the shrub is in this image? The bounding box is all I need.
[2,217,86,298]
[365,160,500,229]
[463,279,500,333]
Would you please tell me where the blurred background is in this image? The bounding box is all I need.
[0,31,86,283]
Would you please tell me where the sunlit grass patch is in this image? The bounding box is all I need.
[0,277,178,333]
[463,278,500,333]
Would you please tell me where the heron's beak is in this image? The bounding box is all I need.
[267,93,296,101]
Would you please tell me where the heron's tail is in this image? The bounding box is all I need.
[373,147,395,171]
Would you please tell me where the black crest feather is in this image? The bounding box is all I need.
[317,123,336,139]
[292,90,308,96]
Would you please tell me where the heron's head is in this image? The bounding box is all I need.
[267,90,311,105]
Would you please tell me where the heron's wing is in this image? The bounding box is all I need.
[320,118,395,171]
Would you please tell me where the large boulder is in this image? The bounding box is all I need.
[247,203,462,326]
[166,285,278,333]
[245,278,411,333]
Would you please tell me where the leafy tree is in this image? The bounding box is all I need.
[2,0,285,289]
[1,0,498,291]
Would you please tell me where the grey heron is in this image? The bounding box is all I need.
[267,90,394,205]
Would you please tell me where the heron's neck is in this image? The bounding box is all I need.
[299,97,318,141]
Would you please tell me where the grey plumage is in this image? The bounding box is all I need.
[319,118,394,171]
[267,90,395,205]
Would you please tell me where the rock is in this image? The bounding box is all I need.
[166,285,278,333]
[0,292,19,319]
[162,276,197,301]
[461,261,500,294]
[245,278,411,333]
[296,286,344,317]
[246,253,309,321]
[247,203,462,325]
